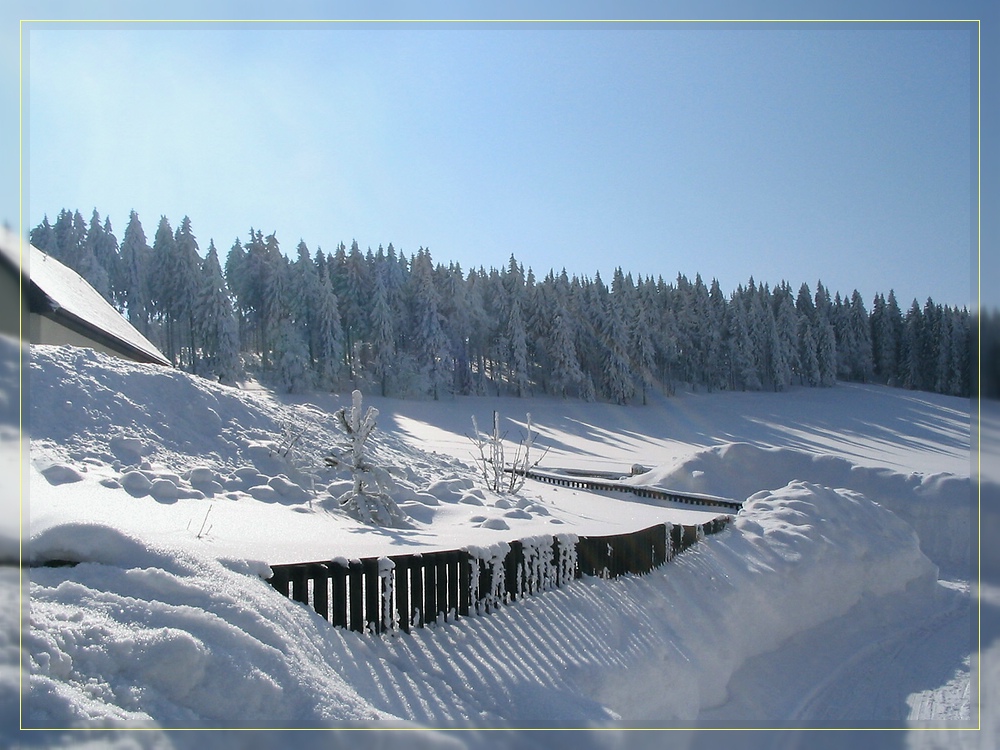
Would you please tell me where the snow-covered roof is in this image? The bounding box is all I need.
[0,225,170,366]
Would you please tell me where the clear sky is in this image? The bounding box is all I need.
[22,17,979,310]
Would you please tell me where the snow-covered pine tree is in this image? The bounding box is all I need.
[747,283,771,389]
[260,232,290,372]
[100,216,124,312]
[51,208,87,268]
[463,267,492,395]
[847,290,873,382]
[548,304,584,399]
[240,229,271,365]
[763,292,790,391]
[79,209,112,303]
[797,319,821,387]
[774,287,799,389]
[313,267,346,390]
[224,237,252,353]
[920,298,943,392]
[289,240,320,365]
[900,299,923,390]
[651,277,680,394]
[438,262,474,395]
[272,316,312,393]
[631,280,658,403]
[369,268,396,397]
[172,216,202,370]
[409,249,451,400]
[344,240,372,382]
[871,292,898,385]
[602,292,635,405]
[195,240,241,383]
[688,274,713,390]
[728,289,761,391]
[796,282,816,325]
[119,210,152,335]
[147,216,177,363]
[507,295,530,398]
[704,278,728,392]
[29,215,56,255]
[325,390,407,527]
[947,308,971,396]
[814,282,838,387]
[885,290,904,385]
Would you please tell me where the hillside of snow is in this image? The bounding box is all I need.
[2,337,989,747]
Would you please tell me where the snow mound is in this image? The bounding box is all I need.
[27,344,480,533]
[629,442,972,576]
[26,524,396,725]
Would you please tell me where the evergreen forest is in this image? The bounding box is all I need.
[29,208,976,401]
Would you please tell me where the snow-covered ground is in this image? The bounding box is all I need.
[2,337,991,749]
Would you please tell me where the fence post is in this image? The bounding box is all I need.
[290,566,309,605]
[362,558,381,634]
[478,553,493,613]
[505,540,523,602]
[447,551,461,619]
[459,552,471,617]
[330,561,348,629]
[393,555,410,634]
[411,555,425,629]
[269,566,290,597]
[435,553,449,622]
[422,554,437,625]
[310,563,329,621]
[348,560,364,632]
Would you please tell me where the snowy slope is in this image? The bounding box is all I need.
[6,338,983,745]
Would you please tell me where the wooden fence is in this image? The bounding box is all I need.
[266,516,730,635]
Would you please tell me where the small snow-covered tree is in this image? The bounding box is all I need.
[324,390,407,527]
[469,410,548,494]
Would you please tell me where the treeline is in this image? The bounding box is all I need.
[30,208,975,401]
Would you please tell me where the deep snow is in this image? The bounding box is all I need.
[2,337,988,748]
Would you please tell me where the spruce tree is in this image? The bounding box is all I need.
[507,295,530,397]
[148,216,177,363]
[410,249,450,400]
[79,209,112,302]
[119,210,152,334]
[29,215,56,255]
[173,216,202,370]
[602,294,635,405]
[631,280,659,403]
[313,268,346,390]
[369,270,396,396]
[195,240,241,383]
[847,290,873,382]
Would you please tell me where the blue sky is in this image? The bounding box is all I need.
[16,12,984,310]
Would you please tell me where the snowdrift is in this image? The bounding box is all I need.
[24,476,939,725]
[627,442,972,577]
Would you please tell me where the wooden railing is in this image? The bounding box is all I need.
[511,467,744,512]
[266,516,731,635]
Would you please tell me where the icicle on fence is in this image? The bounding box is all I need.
[266,517,730,635]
